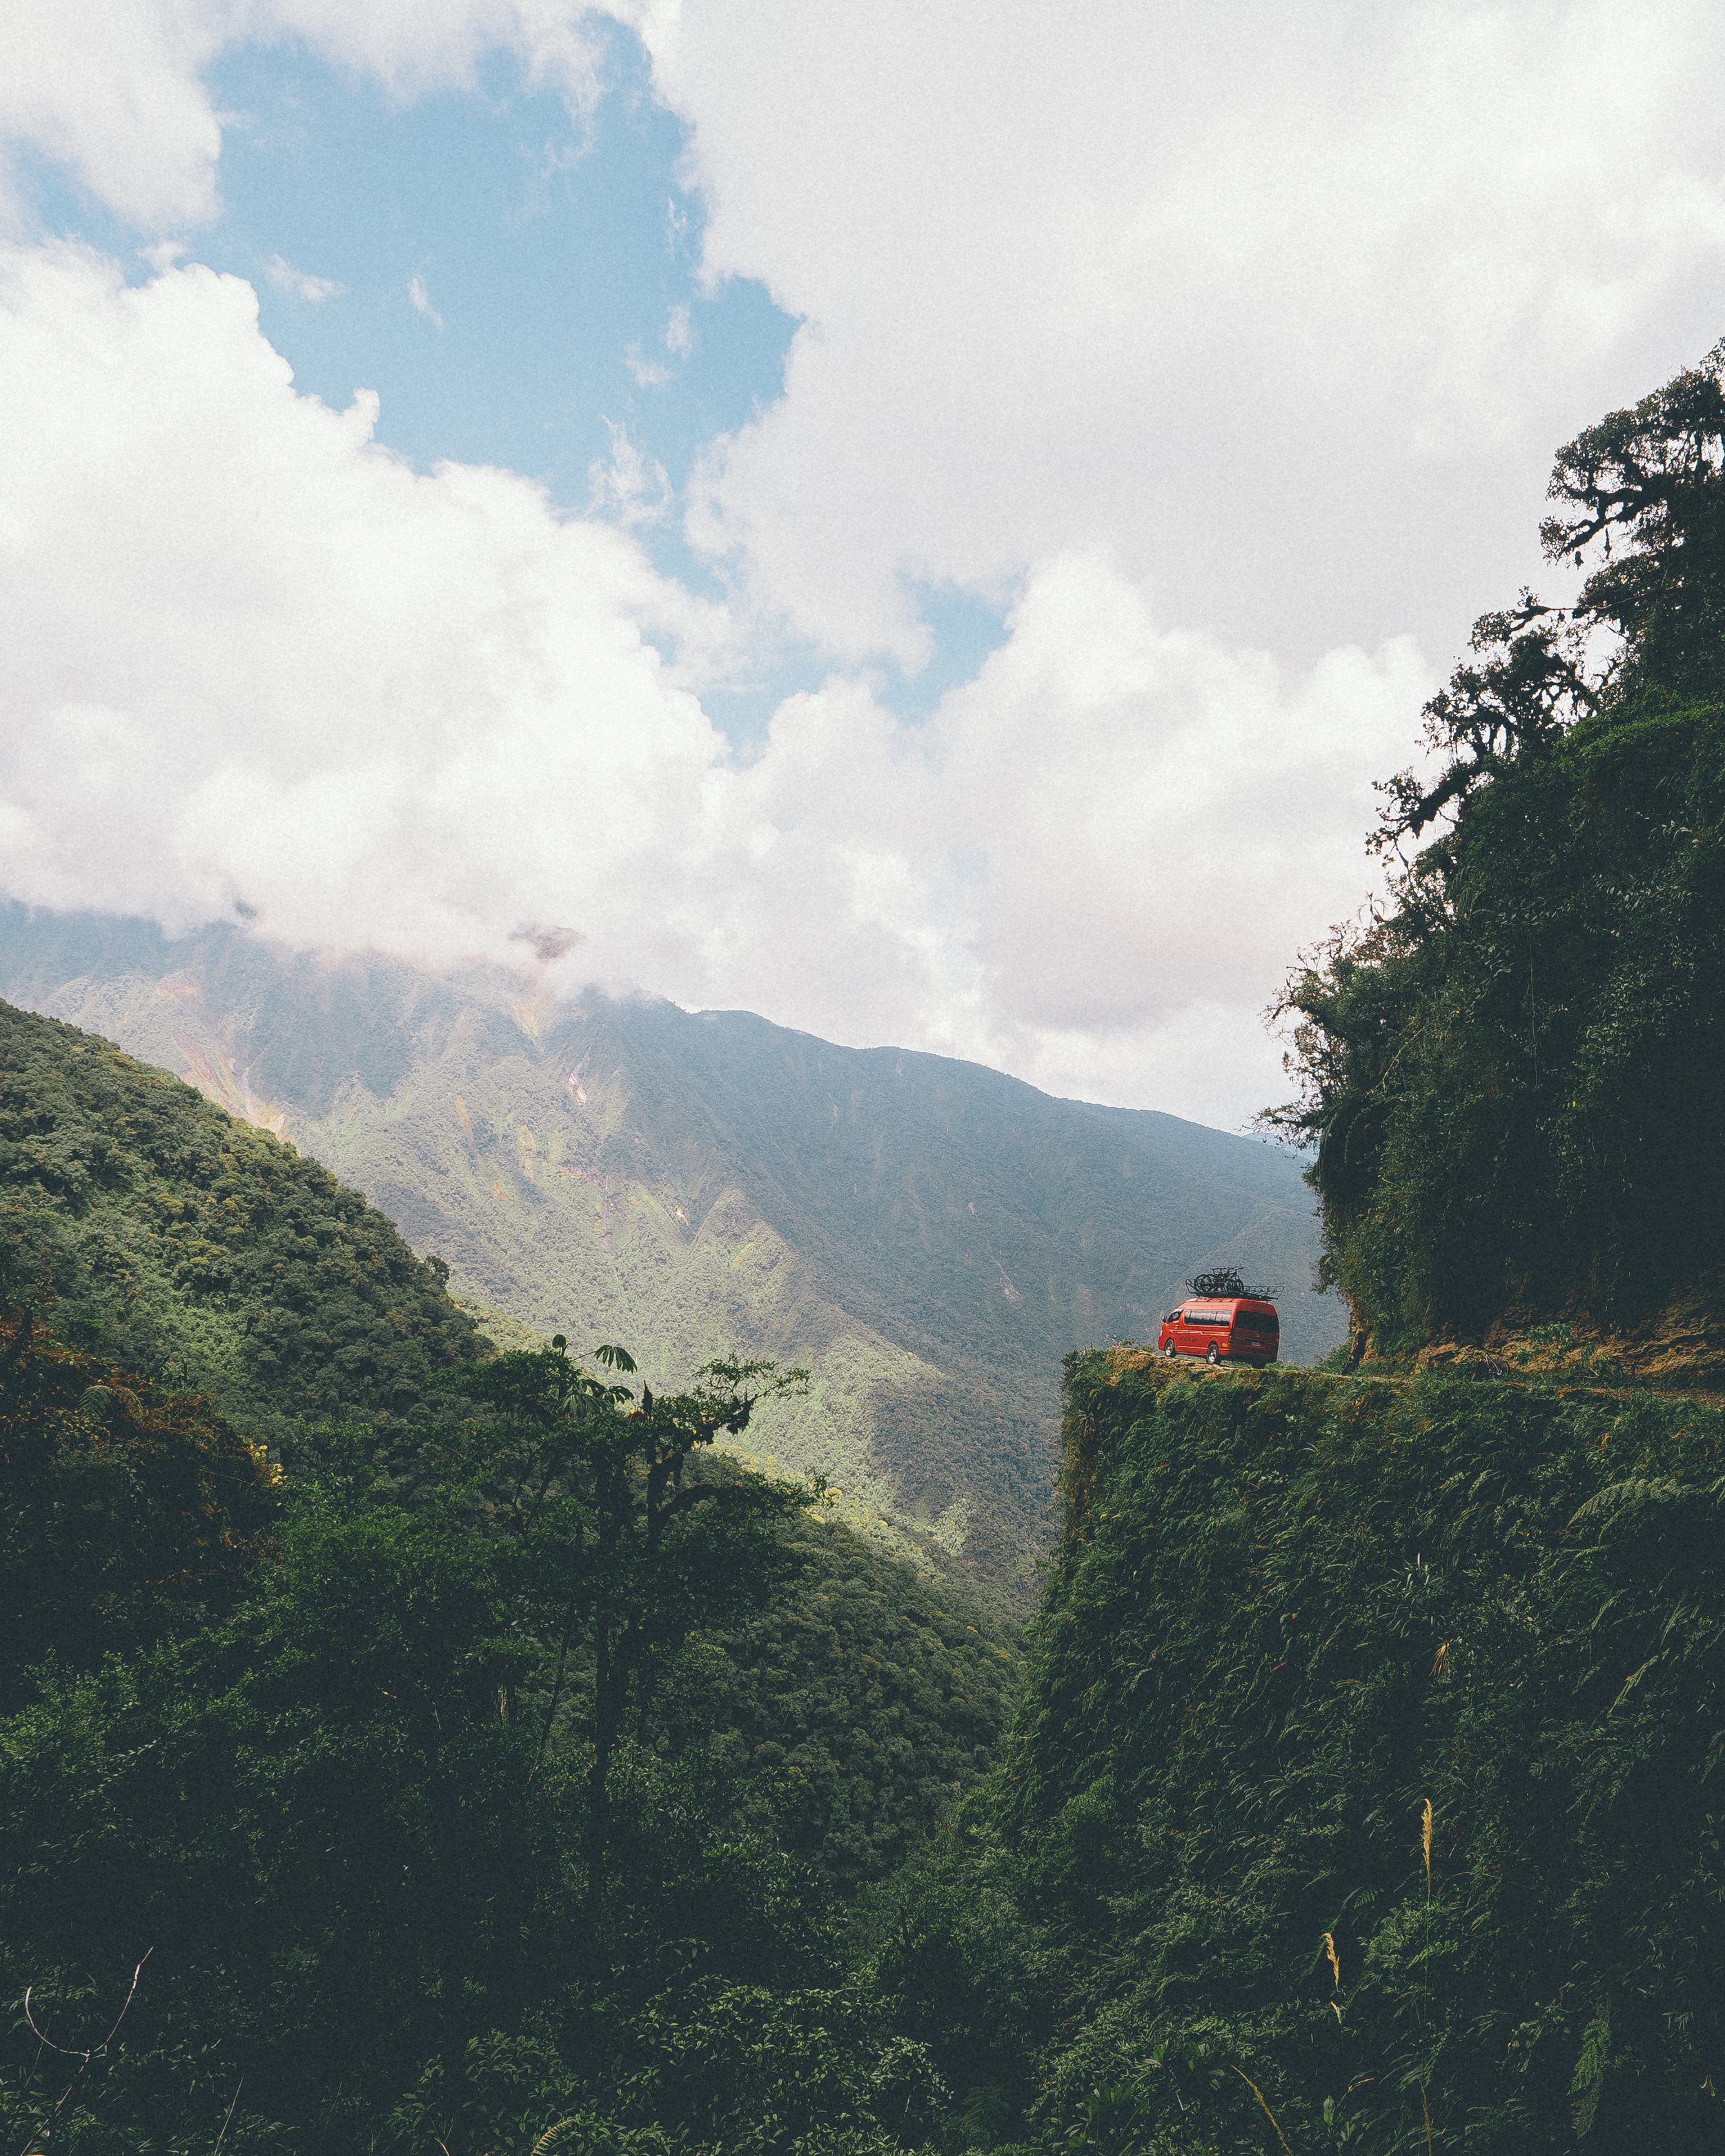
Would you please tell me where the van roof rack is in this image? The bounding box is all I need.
[1187,1269,1276,1299]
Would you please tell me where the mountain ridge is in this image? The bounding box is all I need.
[0,903,1344,1595]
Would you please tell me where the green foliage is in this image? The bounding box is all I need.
[428,1338,814,1905]
[0,917,1347,1595]
[1272,344,1725,1349]
[602,1979,945,2156]
[1280,698,1725,1349]
[867,1830,1054,2134]
[0,1309,278,1712]
[380,1983,945,2156]
[0,997,482,1430]
[892,1352,1725,2151]
[0,1483,562,2135]
[0,1301,1009,2151]
[669,1518,1023,1895]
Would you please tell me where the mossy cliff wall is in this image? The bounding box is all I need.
[1005,1351,1725,2152]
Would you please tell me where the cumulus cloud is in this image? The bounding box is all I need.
[632,0,1725,671]
[0,244,1420,1123]
[1,0,226,229]
[1,0,606,232]
[12,4,1725,669]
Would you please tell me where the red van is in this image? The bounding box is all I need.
[1156,1275,1279,1366]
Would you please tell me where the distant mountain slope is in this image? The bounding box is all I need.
[0,905,1344,1594]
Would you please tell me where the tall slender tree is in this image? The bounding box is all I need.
[436,1340,811,1906]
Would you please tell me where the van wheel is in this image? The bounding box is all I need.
[1206,1342,1220,1365]
[1164,1342,1178,1359]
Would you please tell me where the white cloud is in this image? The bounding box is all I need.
[1,0,607,232]
[0,245,1420,1125]
[10,3,1724,1120]
[624,342,673,387]
[0,245,726,965]
[589,416,672,524]
[263,253,344,303]
[630,0,1725,673]
[1,0,226,230]
[407,272,443,328]
[11,5,1725,669]
[701,560,1426,1118]
[626,304,693,384]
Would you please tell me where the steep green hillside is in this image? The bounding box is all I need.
[0,1290,1017,2152]
[0,998,482,1434]
[882,1353,1725,2152]
[0,1308,278,1713]
[691,1511,1022,1896]
[0,911,1343,1594]
[1274,342,1725,1369]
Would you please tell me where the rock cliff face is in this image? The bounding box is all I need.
[0,904,1346,1596]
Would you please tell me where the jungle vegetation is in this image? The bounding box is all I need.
[1268,341,1725,1354]
[12,346,1725,2153]
[0,998,482,1430]
[880,1349,1725,2155]
[0,1040,1023,2156]
[0,1294,1023,2153]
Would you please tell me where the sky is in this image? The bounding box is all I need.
[4,3,1725,1129]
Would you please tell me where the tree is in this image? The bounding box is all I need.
[1370,337,1725,858]
[435,1340,811,1906]
[1268,339,1725,1351]
[0,1305,278,1711]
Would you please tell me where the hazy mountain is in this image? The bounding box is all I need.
[0,904,1343,1594]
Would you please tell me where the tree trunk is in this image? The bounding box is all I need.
[535,1606,573,1772]
[589,1624,618,1913]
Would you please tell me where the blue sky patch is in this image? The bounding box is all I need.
[14,18,1014,744]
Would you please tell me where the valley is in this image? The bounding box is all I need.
[0,905,1343,1599]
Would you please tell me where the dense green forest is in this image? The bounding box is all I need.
[0,1005,1023,2150]
[1270,342,1725,1365]
[11,348,1725,2152]
[0,1000,482,1431]
[0,1298,1022,2151]
[883,1350,1725,2153]
[21,1314,1725,2150]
